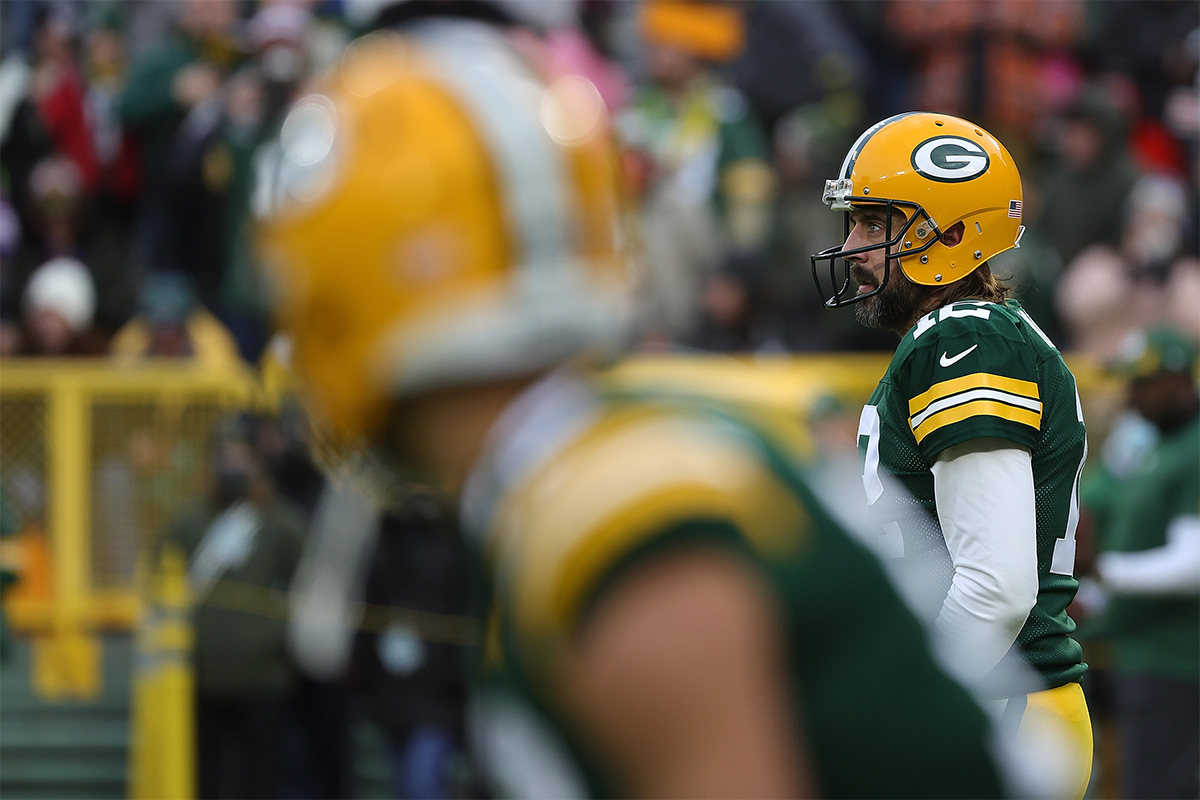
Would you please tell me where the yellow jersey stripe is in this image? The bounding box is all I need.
[496,409,808,645]
[911,399,1042,444]
[910,387,1042,429]
[552,480,807,636]
[909,372,1039,417]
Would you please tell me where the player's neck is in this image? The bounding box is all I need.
[387,376,538,494]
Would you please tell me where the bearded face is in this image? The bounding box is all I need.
[851,261,926,333]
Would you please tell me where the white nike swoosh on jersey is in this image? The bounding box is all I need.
[940,344,979,367]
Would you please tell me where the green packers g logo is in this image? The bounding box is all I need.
[911,136,990,183]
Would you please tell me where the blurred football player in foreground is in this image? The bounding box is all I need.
[813,113,1092,797]
[258,21,1011,798]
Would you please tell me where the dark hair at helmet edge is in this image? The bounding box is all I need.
[922,262,1011,311]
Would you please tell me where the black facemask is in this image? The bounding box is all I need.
[810,197,936,309]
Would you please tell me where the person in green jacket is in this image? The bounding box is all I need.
[118,0,243,275]
[1091,326,1200,800]
[616,1,775,347]
[162,413,306,800]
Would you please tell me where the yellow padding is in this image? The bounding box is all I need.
[1021,683,1094,800]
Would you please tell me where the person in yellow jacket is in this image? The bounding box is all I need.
[110,272,242,368]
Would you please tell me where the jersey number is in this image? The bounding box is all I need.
[858,405,905,558]
[1050,380,1088,576]
[858,405,884,505]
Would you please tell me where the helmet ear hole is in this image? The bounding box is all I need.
[941,221,965,248]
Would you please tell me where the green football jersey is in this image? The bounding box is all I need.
[466,373,1005,798]
[858,299,1087,693]
[1102,413,1200,679]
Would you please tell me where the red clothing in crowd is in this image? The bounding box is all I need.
[35,67,101,194]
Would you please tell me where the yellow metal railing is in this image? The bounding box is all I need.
[0,359,266,800]
[0,352,1122,800]
[129,543,195,800]
[0,359,261,700]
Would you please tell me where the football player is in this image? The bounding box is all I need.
[259,30,1010,797]
[813,112,1093,798]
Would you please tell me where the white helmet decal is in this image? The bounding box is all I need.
[911,136,990,183]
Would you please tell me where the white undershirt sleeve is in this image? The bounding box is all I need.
[930,438,1040,683]
[1097,515,1200,595]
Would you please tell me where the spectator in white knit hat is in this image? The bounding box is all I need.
[1,256,107,356]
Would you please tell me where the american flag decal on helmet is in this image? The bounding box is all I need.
[1008,200,1023,218]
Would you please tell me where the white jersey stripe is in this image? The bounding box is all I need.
[910,387,1043,429]
[838,112,920,179]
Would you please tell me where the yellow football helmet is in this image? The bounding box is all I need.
[811,112,1024,307]
[257,23,633,458]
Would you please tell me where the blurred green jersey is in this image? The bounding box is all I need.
[463,371,1005,798]
[1102,413,1200,679]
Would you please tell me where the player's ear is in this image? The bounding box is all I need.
[941,222,965,247]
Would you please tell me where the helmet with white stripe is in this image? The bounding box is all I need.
[257,23,633,457]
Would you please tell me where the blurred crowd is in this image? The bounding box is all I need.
[0,0,1197,364]
[153,410,472,800]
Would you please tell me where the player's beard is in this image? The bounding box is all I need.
[852,261,925,334]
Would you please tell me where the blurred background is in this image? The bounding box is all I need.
[0,1,1195,798]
